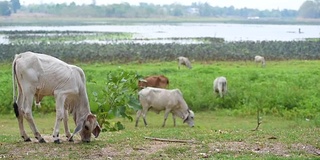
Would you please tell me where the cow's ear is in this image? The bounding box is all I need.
[183,116,188,123]
[92,121,101,138]
[87,114,101,138]
[183,110,191,123]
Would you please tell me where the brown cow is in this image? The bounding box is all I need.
[138,75,169,89]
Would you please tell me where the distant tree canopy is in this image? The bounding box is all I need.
[0,1,11,16]
[11,0,21,13]
[21,2,300,18]
[298,0,320,18]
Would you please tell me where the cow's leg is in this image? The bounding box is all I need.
[63,109,72,142]
[172,113,176,127]
[141,109,149,127]
[22,94,45,143]
[162,109,171,127]
[18,109,30,141]
[15,95,31,142]
[52,94,66,144]
[218,86,223,98]
[135,110,142,127]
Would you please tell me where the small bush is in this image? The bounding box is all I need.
[92,68,141,132]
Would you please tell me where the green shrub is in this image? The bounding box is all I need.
[92,68,141,132]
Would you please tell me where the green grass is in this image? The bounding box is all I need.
[0,111,319,159]
[1,60,320,158]
[2,60,320,118]
[79,60,320,118]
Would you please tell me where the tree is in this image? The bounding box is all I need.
[93,69,141,131]
[11,0,20,13]
[170,4,184,16]
[198,2,215,17]
[0,1,11,16]
[298,0,320,18]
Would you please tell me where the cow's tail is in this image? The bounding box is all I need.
[222,81,226,89]
[12,55,19,117]
[221,81,227,92]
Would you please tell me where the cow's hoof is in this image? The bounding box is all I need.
[54,139,61,144]
[39,138,46,143]
[24,138,31,142]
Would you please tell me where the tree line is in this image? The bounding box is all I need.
[0,0,319,19]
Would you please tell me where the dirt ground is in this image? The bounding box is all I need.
[1,134,319,159]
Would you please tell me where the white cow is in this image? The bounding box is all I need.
[254,55,266,67]
[136,87,194,127]
[12,51,101,143]
[177,56,192,69]
[213,76,228,98]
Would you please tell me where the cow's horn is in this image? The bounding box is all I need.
[139,79,147,82]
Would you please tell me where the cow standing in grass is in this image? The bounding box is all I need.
[136,87,194,127]
[213,76,228,98]
[177,56,192,69]
[12,51,101,143]
[254,55,266,67]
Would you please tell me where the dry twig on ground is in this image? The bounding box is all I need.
[144,137,197,144]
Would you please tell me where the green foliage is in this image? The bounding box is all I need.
[298,0,320,18]
[10,0,21,13]
[92,68,141,132]
[20,3,299,18]
[0,40,320,63]
[0,30,133,44]
[0,69,13,113]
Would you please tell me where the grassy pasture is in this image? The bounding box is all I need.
[0,112,319,159]
[82,60,320,118]
[0,60,320,159]
[1,60,320,117]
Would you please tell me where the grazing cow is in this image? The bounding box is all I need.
[12,51,101,143]
[177,56,192,69]
[138,75,169,89]
[213,76,227,98]
[136,87,194,127]
[254,55,266,67]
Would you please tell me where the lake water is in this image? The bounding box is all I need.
[0,23,319,43]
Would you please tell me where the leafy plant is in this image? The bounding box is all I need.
[1,39,320,64]
[92,68,141,132]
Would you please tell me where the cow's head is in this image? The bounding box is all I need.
[183,110,195,127]
[71,114,101,142]
[138,79,148,89]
